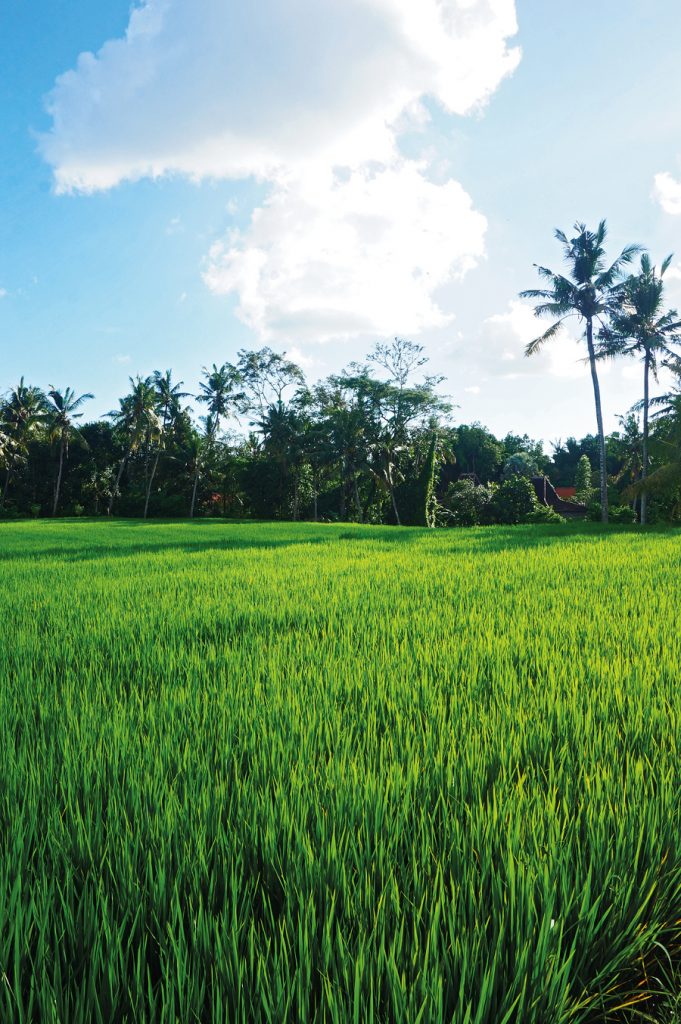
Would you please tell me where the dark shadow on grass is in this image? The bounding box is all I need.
[0,519,677,565]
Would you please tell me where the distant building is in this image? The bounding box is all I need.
[531,477,587,517]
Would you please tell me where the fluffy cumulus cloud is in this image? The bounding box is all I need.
[41,0,519,191]
[653,172,681,215]
[203,162,487,341]
[41,0,519,342]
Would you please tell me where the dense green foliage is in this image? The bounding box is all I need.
[1,519,680,1022]
[2,346,680,525]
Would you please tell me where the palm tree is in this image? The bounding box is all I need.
[599,255,681,524]
[46,387,94,516]
[0,379,47,510]
[521,222,642,522]
[107,376,160,515]
[143,370,188,519]
[187,415,216,518]
[625,358,681,511]
[197,363,243,437]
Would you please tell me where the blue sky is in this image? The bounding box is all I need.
[1,0,681,442]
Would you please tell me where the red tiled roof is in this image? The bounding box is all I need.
[555,486,577,498]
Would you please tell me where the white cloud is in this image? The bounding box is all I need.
[41,0,519,347]
[114,353,131,364]
[653,172,681,215]
[464,385,481,394]
[0,288,6,299]
[484,300,586,379]
[40,0,519,192]
[203,161,487,341]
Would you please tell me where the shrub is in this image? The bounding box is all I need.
[588,502,637,523]
[525,505,565,524]
[489,475,537,525]
[441,478,494,526]
[610,504,637,524]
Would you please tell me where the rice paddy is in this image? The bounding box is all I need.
[0,519,679,1023]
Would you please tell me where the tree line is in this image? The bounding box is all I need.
[2,221,681,526]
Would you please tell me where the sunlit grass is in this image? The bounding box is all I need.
[0,519,679,1022]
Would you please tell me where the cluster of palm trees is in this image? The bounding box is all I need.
[2,221,681,525]
[0,341,449,522]
[523,222,681,524]
[0,380,93,515]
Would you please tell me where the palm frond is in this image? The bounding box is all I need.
[525,318,568,356]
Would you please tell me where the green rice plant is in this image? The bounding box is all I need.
[0,519,679,1022]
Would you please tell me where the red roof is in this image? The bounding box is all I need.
[555,486,577,499]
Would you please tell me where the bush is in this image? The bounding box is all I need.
[588,502,637,524]
[441,478,494,526]
[610,504,637,524]
[489,476,537,525]
[525,505,565,524]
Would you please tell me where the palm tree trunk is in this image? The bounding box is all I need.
[641,351,650,526]
[52,439,65,517]
[353,477,362,522]
[586,319,609,523]
[144,447,161,520]
[190,463,200,518]
[292,475,300,521]
[0,469,11,512]
[108,452,129,516]
[390,481,401,526]
[340,459,347,520]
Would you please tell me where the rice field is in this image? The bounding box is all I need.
[0,519,680,1023]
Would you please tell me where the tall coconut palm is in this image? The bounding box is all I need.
[197,363,243,438]
[143,370,189,519]
[520,222,642,522]
[0,379,47,510]
[107,376,160,515]
[599,255,681,524]
[46,387,94,516]
[187,415,216,518]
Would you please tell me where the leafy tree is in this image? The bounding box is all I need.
[500,433,545,472]
[236,348,304,417]
[449,423,503,483]
[46,387,94,516]
[574,454,594,504]
[502,451,538,479]
[521,221,641,522]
